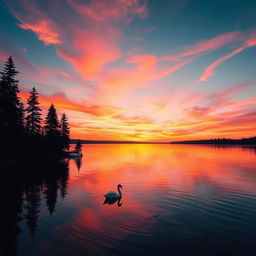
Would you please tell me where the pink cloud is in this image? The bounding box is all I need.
[9,1,255,85]
[0,53,7,62]
[187,83,253,117]
[55,0,147,78]
[244,30,256,47]
[9,0,147,79]
[162,31,241,62]
[96,56,191,96]
[67,0,147,22]
[200,47,245,82]
[200,31,256,82]
[19,20,62,45]
[128,55,157,71]
[56,27,121,78]
[7,0,63,46]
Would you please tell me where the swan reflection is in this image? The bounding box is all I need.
[103,197,122,207]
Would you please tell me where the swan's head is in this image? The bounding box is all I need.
[118,184,123,189]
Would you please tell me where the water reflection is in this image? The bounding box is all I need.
[103,197,123,207]
[73,157,82,171]
[1,144,256,256]
[0,158,69,256]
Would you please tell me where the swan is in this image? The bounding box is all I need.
[104,184,123,199]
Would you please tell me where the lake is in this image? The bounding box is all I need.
[1,144,256,256]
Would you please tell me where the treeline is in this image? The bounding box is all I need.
[0,56,70,157]
[170,137,256,145]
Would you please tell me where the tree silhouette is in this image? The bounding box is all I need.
[44,174,58,216]
[0,174,23,256]
[60,113,70,150]
[0,57,72,156]
[24,184,41,239]
[59,160,69,199]
[74,157,82,171]
[44,104,60,137]
[43,104,63,153]
[25,87,42,136]
[0,56,24,151]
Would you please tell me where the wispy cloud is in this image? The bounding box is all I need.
[161,31,241,62]
[200,30,256,82]
[19,20,62,45]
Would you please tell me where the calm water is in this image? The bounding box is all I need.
[1,144,256,256]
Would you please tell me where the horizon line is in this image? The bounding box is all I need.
[70,136,256,144]
[70,139,170,144]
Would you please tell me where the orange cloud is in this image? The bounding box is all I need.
[19,20,62,45]
[56,27,121,78]
[19,91,122,118]
[7,0,63,45]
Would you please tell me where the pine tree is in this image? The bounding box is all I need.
[25,87,42,135]
[44,104,60,137]
[60,113,70,150]
[43,104,62,154]
[0,56,24,149]
[0,56,19,96]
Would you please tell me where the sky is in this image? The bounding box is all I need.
[0,0,256,141]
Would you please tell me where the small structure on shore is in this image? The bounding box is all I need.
[68,140,83,158]
[68,151,83,158]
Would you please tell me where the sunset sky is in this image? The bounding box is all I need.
[1,0,256,141]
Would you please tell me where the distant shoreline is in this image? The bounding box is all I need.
[70,140,169,144]
[70,138,256,145]
[170,138,256,146]
[170,143,256,146]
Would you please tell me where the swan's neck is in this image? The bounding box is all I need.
[118,186,122,195]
